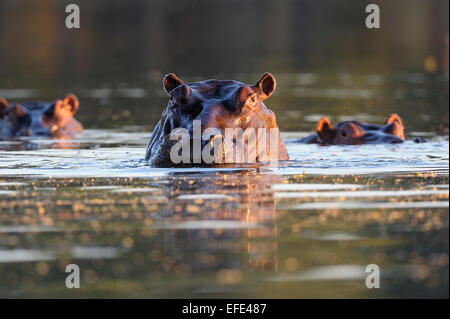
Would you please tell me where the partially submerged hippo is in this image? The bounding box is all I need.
[0,94,83,139]
[145,73,289,167]
[297,114,407,145]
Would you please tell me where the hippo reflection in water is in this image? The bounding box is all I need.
[155,170,280,273]
[296,114,409,145]
[145,73,289,167]
[0,94,83,139]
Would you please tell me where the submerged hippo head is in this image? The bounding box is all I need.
[145,73,289,166]
[0,94,83,139]
[313,114,405,145]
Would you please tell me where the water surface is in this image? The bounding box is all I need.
[0,128,448,298]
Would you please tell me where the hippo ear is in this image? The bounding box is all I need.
[63,94,80,114]
[0,98,9,118]
[8,104,27,117]
[384,113,403,126]
[54,94,79,118]
[316,116,335,142]
[163,73,184,95]
[384,113,404,139]
[254,73,276,101]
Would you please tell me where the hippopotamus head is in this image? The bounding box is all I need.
[0,94,83,139]
[314,114,405,145]
[145,73,289,166]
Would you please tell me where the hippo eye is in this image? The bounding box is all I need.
[246,95,257,108]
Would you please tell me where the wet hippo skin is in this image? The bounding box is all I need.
[0,94,83,139]
[296,114,411,145]
[146,73,289,167]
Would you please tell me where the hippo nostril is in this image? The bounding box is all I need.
[200,134,216,147]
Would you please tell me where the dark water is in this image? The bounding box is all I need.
[0,0,449,298]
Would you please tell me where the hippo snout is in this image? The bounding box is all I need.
[154,127,226,164]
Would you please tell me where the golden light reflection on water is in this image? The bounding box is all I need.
[0,167,448,298]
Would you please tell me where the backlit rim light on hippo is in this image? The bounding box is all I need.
[169,120,281,164]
